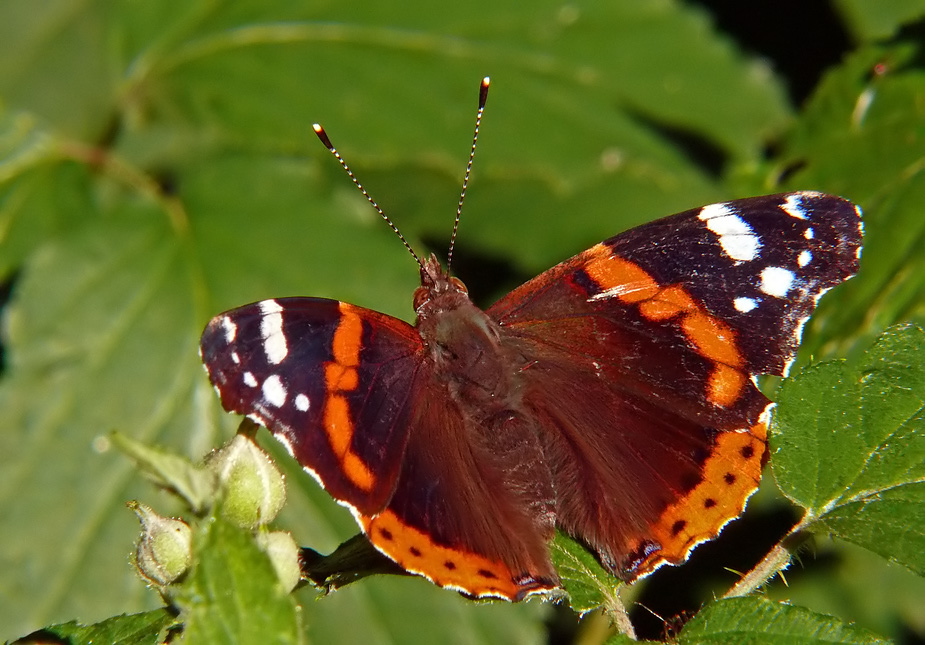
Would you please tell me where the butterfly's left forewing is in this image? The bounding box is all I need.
[200,297,423,514]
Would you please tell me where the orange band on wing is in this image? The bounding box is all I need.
[331,306,363,365]
[322,303,375,492]
[681,312,743,368]
[360,509,530,600]
[323,395,352,454]
[325,362,359,391]
[629,421,767,578]
[584,244,747,407]
[638,284,697,320]
[584,251,660,302]
[343,452,375,492]
[707,364,748,409]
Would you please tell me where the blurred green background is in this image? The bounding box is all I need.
[0,1,923,642]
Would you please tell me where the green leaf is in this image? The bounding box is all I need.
[111,431,217,513]
[769,32,925,360]
[14,609,177,645]
[772,324,925,576]
[549,532,624,617]
[834,0,925,41]
[0,191,206,633]
[175,514,303,645]
[678,596,889,644]
[0,109,63,279]
[765,540,925,643]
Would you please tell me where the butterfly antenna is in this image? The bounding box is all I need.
[312,123,424,270]
[447,76,490,271]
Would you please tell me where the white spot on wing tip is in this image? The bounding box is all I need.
[243,371,258,388]
[259,299,288,364]
[258,299,284,314]
[797,249,812,267]
[698,203,760,262]
[262,374,287,407]
[782,193,808,220]
[759,266,795,298]
[804,227,814,240]
[220,316,237,343]
[295,393,310,411]
[697,202,733,221]
[720,233,760,263]
[734,296,758,313]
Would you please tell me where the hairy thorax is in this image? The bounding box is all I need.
[414,258,526,420]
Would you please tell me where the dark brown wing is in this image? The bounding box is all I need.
[488,192,862,578]
[201,295,558,599]
[359,368,560,600]
[201,297,422,514]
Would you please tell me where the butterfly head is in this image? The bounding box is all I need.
[414,253,512,401]
[414,254,469,315]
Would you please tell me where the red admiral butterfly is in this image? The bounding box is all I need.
[200,78,863,600]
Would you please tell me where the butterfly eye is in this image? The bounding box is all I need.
[450,277,468,294]
[412,286,430,311]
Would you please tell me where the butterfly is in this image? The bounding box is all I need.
[200,78,863,600]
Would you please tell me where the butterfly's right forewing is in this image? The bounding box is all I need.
[200,297,423,514]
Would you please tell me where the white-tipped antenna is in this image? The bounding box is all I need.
[447,76,490,271]
[312,123,424,270]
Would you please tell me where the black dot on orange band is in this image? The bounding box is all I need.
[704,498,717,509]
[443,560,456,570]
[378,527,393,541]
[724,472,736,485]
[478,569,498,580]
[409,546,422,557]
[741,444,755,459]
[671,520,687,536]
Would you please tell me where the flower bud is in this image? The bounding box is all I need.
[130,501,192,586]
[205,434,286,529]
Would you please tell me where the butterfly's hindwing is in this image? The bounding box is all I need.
[360,376,559,599]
